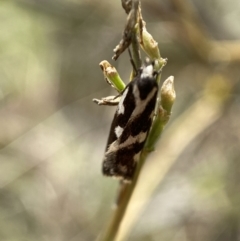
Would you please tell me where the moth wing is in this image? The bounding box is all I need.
[103,75,158,181]
[105,81,136,148]
[102,80,137,180]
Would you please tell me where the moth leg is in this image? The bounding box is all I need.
[93,95,121,106]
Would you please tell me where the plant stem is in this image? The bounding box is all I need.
[97,149,148,241]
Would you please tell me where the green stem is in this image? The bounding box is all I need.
[97,149,148,241]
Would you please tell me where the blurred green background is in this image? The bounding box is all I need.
[0,0,240,241]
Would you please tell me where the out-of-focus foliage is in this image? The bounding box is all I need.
[0,0,240,241]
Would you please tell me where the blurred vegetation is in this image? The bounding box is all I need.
[0,0,240,241]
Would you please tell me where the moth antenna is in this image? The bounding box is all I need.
[127,48,138,76]
[152,59,164,78]
[153,69,162,79]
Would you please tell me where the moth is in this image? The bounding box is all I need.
[102,61,160,181]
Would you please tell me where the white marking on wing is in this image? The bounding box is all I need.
[118,131,147,149]
[105,131,148,156]
[115,126,123,138]
[117,88,129,114]
[105,139,119,154]
[132,84,157,118]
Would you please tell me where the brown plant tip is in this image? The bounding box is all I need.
[99,61,117,78]
[113,0,139,60]
[121,0,132,14]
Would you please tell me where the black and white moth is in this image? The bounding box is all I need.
[103,61,160,181]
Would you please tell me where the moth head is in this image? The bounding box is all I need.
[140,59,160,80]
